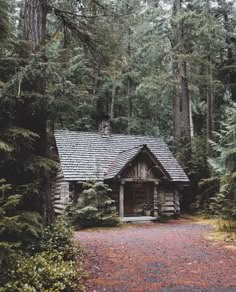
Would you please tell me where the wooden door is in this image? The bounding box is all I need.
[124,183,154,216]
[124,184,135,216]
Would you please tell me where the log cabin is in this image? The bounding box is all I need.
[52,119,189,222]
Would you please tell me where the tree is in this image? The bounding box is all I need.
[0,0,11,43]
[172,0,191,148]
[67,181,119,228]
[24,0,47,49]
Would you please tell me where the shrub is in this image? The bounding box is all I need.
[0,179,43,265]
[31,216,80,261]
[67,181,120,228]
[0,217,85,291]
[1,251,85,292]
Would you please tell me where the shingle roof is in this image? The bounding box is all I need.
[105,145,145,179]
[55,130,189,182]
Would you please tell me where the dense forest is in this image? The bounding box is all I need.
[0,0,235,290]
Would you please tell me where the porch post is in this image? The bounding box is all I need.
[153,182,159,217]
[119,181,125,217]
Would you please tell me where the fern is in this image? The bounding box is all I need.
[206,103,236,218]
[0,140,13,153]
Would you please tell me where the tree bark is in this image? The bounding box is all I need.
[179,59,191,143]
[23,0,53,224]
[217,0,236,101]
[110,81,116,120]
[172,62,181,144]
[172,0,191,146]
[24,0,47,50]
[127,75,132,134]
[207,59,214,141]
[127,1,132,134]
[206,0,214,141]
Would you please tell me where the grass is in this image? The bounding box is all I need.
[189,214,236,245]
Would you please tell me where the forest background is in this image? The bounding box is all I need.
[0,0,236,288]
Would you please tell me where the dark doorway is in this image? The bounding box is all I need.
[124,183,153,216]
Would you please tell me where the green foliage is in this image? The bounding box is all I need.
[207,104,236,218]
[1,251,84,292]
[193,177,220,214]
[0,217,85,291]
[0,179,43,263]
[0,0,11,44]
[33,217,79,262]
[68,181,120,228]
[194,103,236,218]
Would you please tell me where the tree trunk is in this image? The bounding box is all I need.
[172,0,191,146]
[110,81,116,120]
[23,0,53,224]
[217,0,236,101]
[127,1,132,134]
[179,59,191,143]
[127,75,132,134]
[172,62,181,145]
[24,0,47,50]
[206,0,214,141]
[207,59,214,141]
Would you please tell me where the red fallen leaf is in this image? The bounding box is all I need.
[75,221,236,291]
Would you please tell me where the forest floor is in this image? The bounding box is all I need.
[75,217,236,292]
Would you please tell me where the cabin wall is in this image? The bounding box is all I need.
[158,185,180,216]
[122,155,163,180]
[108,181,180,217]
[51,169,71,214]
[108,181,120,213]
[51,175,181,217]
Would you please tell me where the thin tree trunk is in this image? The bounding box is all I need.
[172,62,181,145]
[110,81,116,119]
[206,0,214,141]
[189,97,194,138]
[127,75,132,134]
[179,59,191,143]
[207,58,214,140]
[127,1,132,134]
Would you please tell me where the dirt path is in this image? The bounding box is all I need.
[75,219,236,291]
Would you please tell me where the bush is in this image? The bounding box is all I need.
[0,217,85,291]
[31,217,80,261]
[0,179,44,266]
[67,181,120,229]
[1,250,84,292]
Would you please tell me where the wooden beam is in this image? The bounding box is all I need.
[153,184,158,217]
[121,178,160,183]
[119,181,125,217]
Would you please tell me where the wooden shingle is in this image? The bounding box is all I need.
[55,130,189,182]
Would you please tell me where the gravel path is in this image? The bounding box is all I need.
[75,219,236,291]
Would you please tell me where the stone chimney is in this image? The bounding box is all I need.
[98,114,111,136]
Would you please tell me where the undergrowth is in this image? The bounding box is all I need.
[0,217,86,291]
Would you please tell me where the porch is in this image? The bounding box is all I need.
[120,216,158,223]
[119,178,159,218]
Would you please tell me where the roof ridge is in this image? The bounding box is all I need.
[54,130,162,141]
[117,144,146,155]
[104,145,143,176]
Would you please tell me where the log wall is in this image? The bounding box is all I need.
[108,182,120,213]
[158,185,179,216]
[51,169,71,214]
[109,181,180,217]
